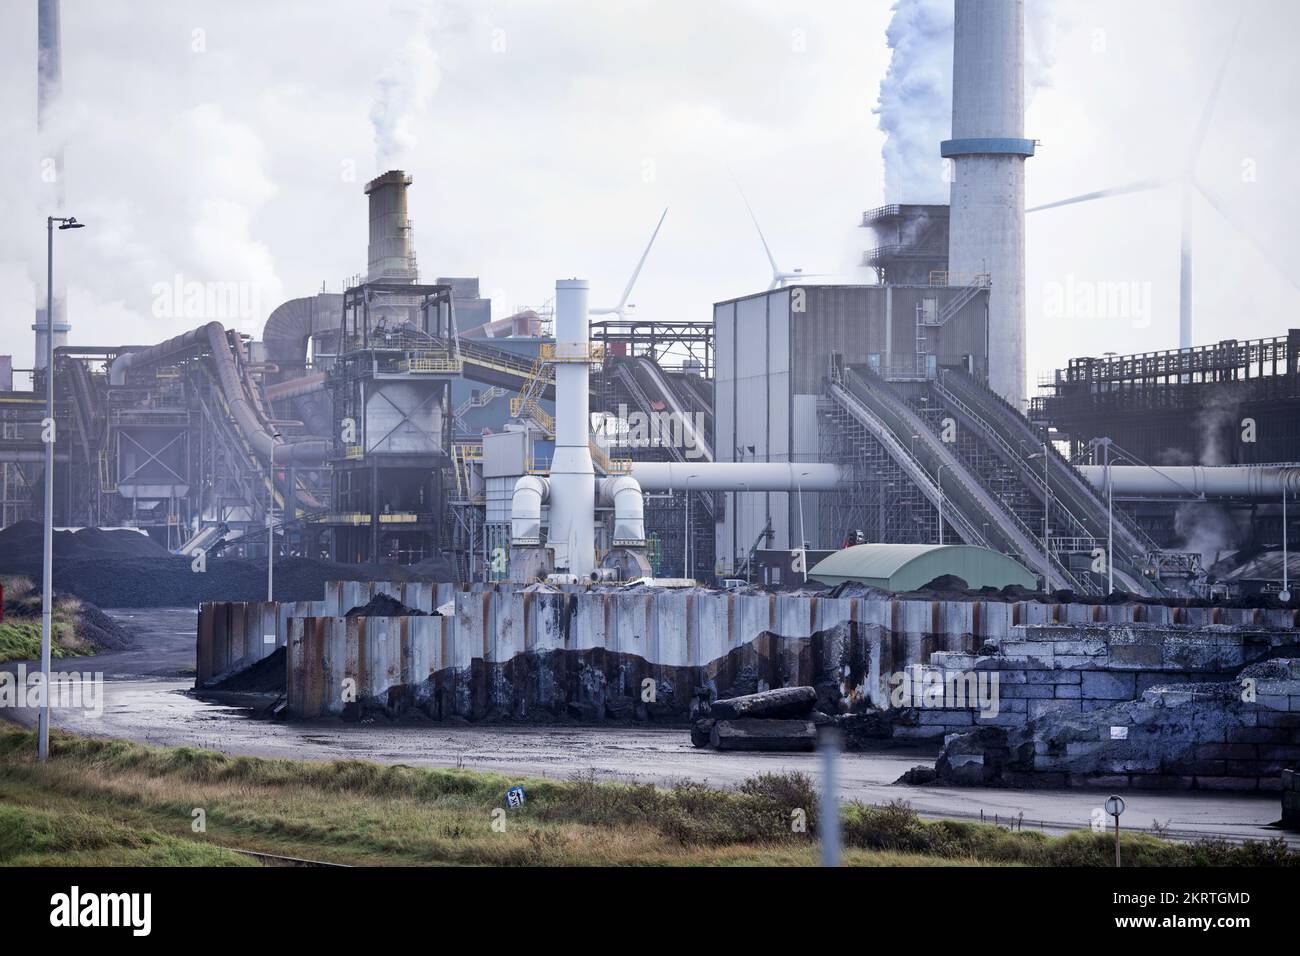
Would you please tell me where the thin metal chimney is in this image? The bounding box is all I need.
[943,0,1033,409]
[364,170,418,283]
[33,0,69,372]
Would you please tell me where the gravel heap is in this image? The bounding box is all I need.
[344,593,428,617]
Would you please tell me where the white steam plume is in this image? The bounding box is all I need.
[875,0,1061,205]
[370,3,443,172]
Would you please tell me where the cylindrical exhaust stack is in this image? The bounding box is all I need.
[364,170,418,283]
[546,279,597,576]
[33,0,69,372]
[943,0,1033,409]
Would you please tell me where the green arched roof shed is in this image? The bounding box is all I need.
[808,544,1037,592]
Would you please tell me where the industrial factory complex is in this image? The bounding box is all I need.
[2,0,1299,887]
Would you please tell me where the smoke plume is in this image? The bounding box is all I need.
[371,3,443,172]
[875,0,1060,205]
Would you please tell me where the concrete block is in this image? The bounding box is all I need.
[1054,685,1082,699]
[1027,670,1068,684]
[1082,671,1137,701]
[1050,640,1107,657]
[1193,776,1259,791]
[1029,699,1080,720]
[1108,644,1164,667]
[1196,743,1258,760]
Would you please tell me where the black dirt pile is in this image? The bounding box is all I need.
[0,551,450,609]
[0,520,170,562]
[345,593,428,617]
[206,647,286,693]
[72,601,133,651]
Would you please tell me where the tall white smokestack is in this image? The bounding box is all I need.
[33,0,69,372]
[546,279,596,576]
[943,0,1033,409]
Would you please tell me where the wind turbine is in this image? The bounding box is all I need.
[591,207,669,319]
[1027,11,1298,349]
[734,179,829,290]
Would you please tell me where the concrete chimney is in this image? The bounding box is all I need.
[364,170,417,283]
[943,0,1033,409]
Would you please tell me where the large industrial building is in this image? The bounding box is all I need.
[2,0,1295,604]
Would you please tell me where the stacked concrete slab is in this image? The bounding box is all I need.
[884,622,1300,741]
[933,658,1300,791]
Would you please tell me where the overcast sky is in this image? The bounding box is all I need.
[2,0,1297,395]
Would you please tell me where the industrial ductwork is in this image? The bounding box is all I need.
[600,475,645,545]
[630,461,841,492]
[510,474,549,544]
[109,321,328,465]
[1078,465,1300,498]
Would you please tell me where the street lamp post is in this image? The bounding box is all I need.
[39,215,84,763]
[267,431,282,602]
[684,474,697,580]
[797,471,810,583]
[936,464,945,546]
[1283,489,1291,603]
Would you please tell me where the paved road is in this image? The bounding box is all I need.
[2,607,1294,845]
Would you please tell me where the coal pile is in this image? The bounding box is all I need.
[0,551,448,609]
[0,520,170,562]
[206,647,287,693]
[345,593,428,617]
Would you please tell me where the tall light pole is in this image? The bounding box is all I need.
[797,471,810,583]
[684,474,697,580]
[267,431,282,602]
[936,464,945,546]
[1282,489,1291,603]
[39,215,84,763]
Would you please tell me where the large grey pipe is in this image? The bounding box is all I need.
[631,461,840,492]
[1078,465,1300,498]
[109,321,328,464]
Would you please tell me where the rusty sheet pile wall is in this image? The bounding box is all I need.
[268,587,1299,721]
[195,582,1299,721]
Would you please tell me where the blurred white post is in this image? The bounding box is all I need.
[819,727,841,867]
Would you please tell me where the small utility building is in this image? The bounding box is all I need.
[808,543,1036,592]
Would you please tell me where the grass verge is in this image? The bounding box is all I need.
[0,725,1294,867]
[0,577,94,663]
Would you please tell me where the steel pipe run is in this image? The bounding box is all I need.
[1077,465,1300,498]
[510,474,549,544]
[600,474,645,545]
[630,461,841,492]
[109,321,329,467]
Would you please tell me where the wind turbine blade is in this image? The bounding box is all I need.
[615,207,668,311]
[1179,184,1194,349]
[1027,179,1166,213]
[1188,9,1245,165]
[733,177,781,276]
[1194,180,1300,294]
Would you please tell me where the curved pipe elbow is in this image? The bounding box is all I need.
[108,352,134,387]
[601,475,645,545]
[511,475,549,544]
